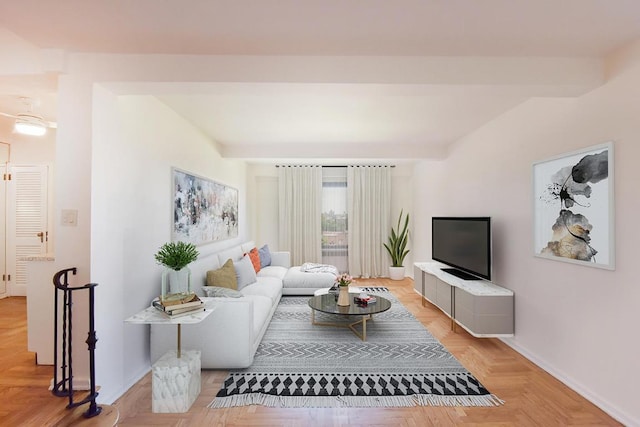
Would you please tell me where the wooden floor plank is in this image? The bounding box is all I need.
[0,279,622,426]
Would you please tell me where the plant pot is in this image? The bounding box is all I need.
[337,286,351,306]
[161,267,193,303]
[388,266,405,281]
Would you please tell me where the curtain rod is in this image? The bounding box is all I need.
[275,165,395,168]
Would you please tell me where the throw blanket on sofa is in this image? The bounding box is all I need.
[300,262,339,276]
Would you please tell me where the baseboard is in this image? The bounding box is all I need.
[47,366,151,406]
[500,338,637,427]
[98,366,151,405]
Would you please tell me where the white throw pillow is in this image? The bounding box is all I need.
[233,255,257,290]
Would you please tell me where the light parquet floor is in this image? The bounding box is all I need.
[0,279,622,426]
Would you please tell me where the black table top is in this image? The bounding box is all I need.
[308,293,391,316]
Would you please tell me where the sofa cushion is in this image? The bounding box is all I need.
[241,241,257,253]
[269,251,291,268]
[258,244,272,268]
[188,253,220,290]
[217,246,244,265]
[243,295,272,343]
[241,277,282,304]
[282,266,337,289]
[202,286,243,298]
[206,258,238,290]
[257,265,288,281]
[234,255,257,290]
[247,247,261,273]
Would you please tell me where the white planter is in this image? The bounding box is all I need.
[388,266,405,281]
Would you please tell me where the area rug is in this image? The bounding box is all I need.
[209,290,503,408]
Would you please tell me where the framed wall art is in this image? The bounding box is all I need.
[533,142,614,270]
[172,168,238,245]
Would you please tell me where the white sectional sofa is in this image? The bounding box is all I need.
[150,241,336,369]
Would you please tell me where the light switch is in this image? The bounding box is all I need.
[61,209,78,226]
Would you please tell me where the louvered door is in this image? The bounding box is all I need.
[6,165,48,296]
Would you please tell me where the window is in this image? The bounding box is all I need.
[321,168,347,273]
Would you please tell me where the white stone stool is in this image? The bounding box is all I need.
[152,350,201,413]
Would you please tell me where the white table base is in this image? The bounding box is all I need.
[152,350,201,413]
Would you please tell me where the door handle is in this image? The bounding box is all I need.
[37,232,44,243]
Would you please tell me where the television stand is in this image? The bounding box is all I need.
[414,262,514,337]
[441,268,478,280]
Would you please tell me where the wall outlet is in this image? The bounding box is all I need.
[61,209,78,226]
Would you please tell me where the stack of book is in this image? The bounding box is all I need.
[152,294,204,318]
[354,295,377,305]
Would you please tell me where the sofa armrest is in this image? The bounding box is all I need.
[270,251,291,268]
[150,297,255,369]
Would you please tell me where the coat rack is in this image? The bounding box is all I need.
[51,267,102,419]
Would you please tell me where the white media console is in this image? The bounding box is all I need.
[414,262,514,337]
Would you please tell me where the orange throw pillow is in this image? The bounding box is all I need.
[247,247,261,273]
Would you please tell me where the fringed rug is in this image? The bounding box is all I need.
[209,290,503,408]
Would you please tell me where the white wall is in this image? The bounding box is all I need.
[91,92,247,402]
[247,164,280,251]
[412,54,640,426]
[411,160,447,262]
[391,164,414,273]
[0,123,56,164]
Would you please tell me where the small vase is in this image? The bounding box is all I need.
[337,285,350,306]
[161,267,193,303]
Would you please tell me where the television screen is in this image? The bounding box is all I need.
[432,217,491,281]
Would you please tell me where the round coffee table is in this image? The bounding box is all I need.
[307,293,391,341]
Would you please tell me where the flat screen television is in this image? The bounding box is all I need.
[431,217,491,281]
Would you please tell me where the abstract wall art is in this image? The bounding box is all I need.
[172,168,238,245]
[533,142,614,270]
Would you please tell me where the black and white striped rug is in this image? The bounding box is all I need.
[355,286,388,292]
[210,291,502,408]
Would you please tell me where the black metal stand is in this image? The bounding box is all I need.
[52,267,102,419]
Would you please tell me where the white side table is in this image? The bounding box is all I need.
[125,300,216,413]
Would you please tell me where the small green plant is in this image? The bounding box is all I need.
[383,210,410,267]
[154,241,199,270]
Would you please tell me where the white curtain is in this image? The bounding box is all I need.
[347,166,391,277]
[278,166,322,265]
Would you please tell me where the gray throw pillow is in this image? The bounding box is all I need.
[258,244,272,268]
[233,255,257,290]
[202,286,243,298]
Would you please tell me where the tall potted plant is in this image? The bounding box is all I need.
[383,210,410,280]
[155,241,199,303]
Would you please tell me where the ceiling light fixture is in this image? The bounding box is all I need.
[14,114,47,136]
